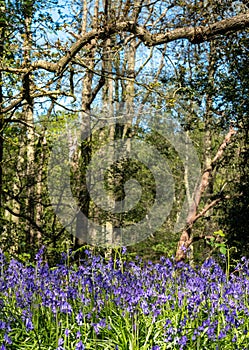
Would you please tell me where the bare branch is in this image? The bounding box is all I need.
[1,13,249,76]
[90,75,105,103]
[194,198,223,223]
[2,90,74,113]
[186,126,236,226]
[175,126,236,261]
[132,12,249,45]
[211,126,236,165]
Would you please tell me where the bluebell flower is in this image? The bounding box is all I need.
[56,338,65,350]
[121,247,127,255]
[75,340,85,350]
[3,334,12,345]
[25,318,33,331]
[64,328,70,336]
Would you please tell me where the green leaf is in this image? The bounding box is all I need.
[219,246,227,255]
[214,230,225,237]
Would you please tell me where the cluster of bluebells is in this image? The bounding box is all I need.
[1,247,249,349]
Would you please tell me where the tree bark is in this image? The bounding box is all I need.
[1,12,249,76]
[22,0,36,248]
[175,126,236,261]
[74,0,99,247]
[0,1,4,219]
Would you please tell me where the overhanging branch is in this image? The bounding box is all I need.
[1,12,249,76]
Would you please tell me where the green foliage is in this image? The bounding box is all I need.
[0,0,248,264]
[1,250,249,349]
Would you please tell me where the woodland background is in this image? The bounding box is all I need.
[0,0,248,265]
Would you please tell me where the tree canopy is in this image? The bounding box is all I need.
[0,0,248,263]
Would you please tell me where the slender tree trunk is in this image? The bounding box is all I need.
[75,0,99,247]
[36,133,47,247]
[175,125,236,261]
[22,1,35,248]
[94,0,115,246]
[112,37,136,244]
[0,0,6,222]
[202,41,216,235]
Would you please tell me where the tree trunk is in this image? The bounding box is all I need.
[175,126,236,261]
[22,0,35,248]
[36,133,47,247]
[0,3,4,220]
[74,0,99,247]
